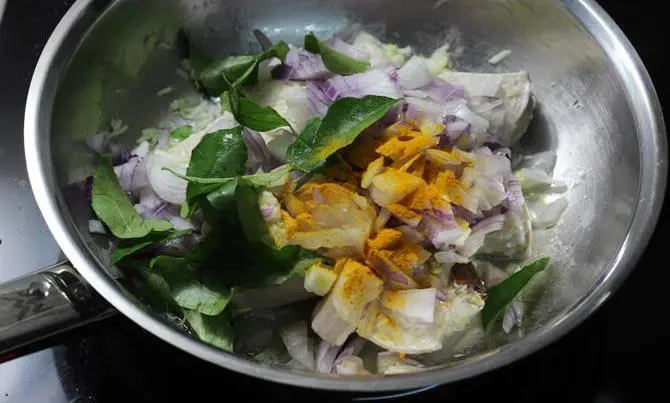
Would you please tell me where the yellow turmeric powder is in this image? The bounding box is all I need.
[386,203,422,226]
[367,228,403,251]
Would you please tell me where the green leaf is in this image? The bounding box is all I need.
[232,41,289,88]
[190,41,289,95]
[197,55,256,95]
[220,91,236,114]
[185,127,247,202]
[184,309,234,352]
[205,177,240,215]
[169,125,194,141]
[481,257,550,331]
[285,117,322,169]
[150,256,233,316]
[91,156,171,239]
[237,98,291,132]
[110,230,192,265]
[286,96,397,172]
[202,242,319,288]
[235,179,272,245]
[164,164,291,188]
[304,32,370,75]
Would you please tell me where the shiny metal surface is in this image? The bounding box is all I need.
[0,262,113,355]
[22,0,667,391]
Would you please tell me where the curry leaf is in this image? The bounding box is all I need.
[235,179,273,245]
[233,41,289,88]
[185,127,247,202]
[165,164,291,187]
[304,32,370,75]
[184,309,234,352]
[200,241,320,288]
[286,96,397,172]
[481,257,550,331]
[92,156,171,239]
[237,98,291,132]
[150,256,233,316]
[110,230,192,266]
[190,41,289,95]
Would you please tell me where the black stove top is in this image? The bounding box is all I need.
[0,0,666,402]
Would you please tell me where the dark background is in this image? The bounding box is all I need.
[0,0,666,402]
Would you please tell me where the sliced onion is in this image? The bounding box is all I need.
[144,151,188,205]
[377,351,425,374]
[335,336,366,362]
[114,156,149,194]
[280,321,315,370]
[502,301,524,333]
[306,81,330,116]
[434,250,469,265]
[88,219,106,235]
[445,119,470,134]
[505,177,525,211]
[315,339,341,373]
[404,78,466,103]
[420,211,470,249]
[395,224,426,243]
[334,356,368,375]
[516,167,567,193]
[380,288,437,324]
[529,197,569,229]
[321,69,402,101]
[471,214,505,234]
[397,56,434,90]
[279,46,331,81]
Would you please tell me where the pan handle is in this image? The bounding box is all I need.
[0,261,115,360]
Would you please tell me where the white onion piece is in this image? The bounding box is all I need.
[529,197,569,229]
[168,216,196,231]
[144,150,188,205]
[471,214,505,234]
[395,225,426,243]
[397,56,434,90]
[315,340,341,373]
[502,301,524,333]
[377,352,425,375]
[434,250,469,265]
[321,69,403,101]
[334,356,368,375]
[280,321,315,370]
[88,219,106,235]
[516,167,567,193]
[380,288,437,324]
[446,119,470,133]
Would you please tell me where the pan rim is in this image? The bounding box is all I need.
[23,0,667,391]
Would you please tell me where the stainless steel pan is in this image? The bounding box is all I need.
[2,0,665,391]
